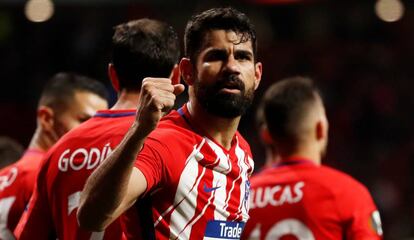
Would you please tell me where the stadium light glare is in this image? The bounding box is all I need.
[375,0,404,22]
[24,0,54,23]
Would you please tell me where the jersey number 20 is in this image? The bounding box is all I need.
[248,219,315,240]
[69,191,104,240]
[0,197,16,240]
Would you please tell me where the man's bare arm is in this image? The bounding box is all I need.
[77,76,184,231]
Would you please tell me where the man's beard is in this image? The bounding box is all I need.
[194,74,255,118]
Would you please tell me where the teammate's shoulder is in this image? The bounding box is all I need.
[319,165,372,196]
[319,166,361,183]
[8,150,45,172]
[57,113,134,145]
[249,168,275,186]
[0,162,17,175]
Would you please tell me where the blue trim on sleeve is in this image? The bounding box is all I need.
[94,112,136,118]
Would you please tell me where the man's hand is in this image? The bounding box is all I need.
[135,66,185,137]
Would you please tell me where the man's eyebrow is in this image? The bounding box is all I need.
[235,49,253,56]
[203,48,228,60]
[206,48,227,54]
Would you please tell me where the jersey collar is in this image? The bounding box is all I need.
[94,109,136,118]
[271,156,316,168]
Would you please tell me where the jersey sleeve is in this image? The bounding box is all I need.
[14,162,55,239]
[134,136,172,195]
[338,180,383,239]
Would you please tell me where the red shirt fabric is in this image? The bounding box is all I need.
[133,104,254,240]
[242,158,383,240]
[0,149,45,239]
[14,110,137,240]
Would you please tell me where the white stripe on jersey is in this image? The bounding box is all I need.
[169,141,209,239]
[169,162,206,239]
[68,191,81,215]
[234,141,253,221]
[173,152,224,239]
[205,138,232,221]
[174,185,215,239]
[154,140,206,228]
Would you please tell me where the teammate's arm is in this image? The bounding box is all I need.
[342,183,383,239]
[78,74,184,231]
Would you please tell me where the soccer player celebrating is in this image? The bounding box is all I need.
[0,72,108,239]
[78,7,262,240]
[242,77,383,239]
[14,19,180,240]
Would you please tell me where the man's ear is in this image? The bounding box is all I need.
[108,63,120,92]
[316,120,325,141]
[260,127,274,146]
[179,58,195,86]
[37,106,54,132]
[254,62,263,90]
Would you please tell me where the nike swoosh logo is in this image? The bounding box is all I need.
[203,183,221,193]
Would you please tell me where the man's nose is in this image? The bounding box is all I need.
[223,55,241,74]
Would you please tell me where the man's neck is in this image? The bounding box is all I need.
[272,143,321,166]
[110,90,140,110]
[27,128,53,152]
[188,101,240,150]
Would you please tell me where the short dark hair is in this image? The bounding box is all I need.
[0,137,24,168]
[112,18,180,91]
[184,7,257,63]
[262,76,320,142]
[38,72,108,112]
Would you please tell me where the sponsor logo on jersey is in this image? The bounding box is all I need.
[203,183,221,193]
[204,220,245,239]
[243,180,250,211]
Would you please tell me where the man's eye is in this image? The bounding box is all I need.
[235,53,252,61]
[204,50,227,62]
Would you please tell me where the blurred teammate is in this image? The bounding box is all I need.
[0,72,108,240]
[78,7,262,240]
[242,77,383,239]
[0,137,24,169]
[14,19,180,240]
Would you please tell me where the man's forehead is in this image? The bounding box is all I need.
[200,29,253,51]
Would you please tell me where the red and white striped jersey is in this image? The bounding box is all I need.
[134,104,254,240]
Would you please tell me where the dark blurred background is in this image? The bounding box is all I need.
[0,0,413,238]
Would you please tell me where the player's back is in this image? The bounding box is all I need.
[242,158,382,240]
[30,110,136,240]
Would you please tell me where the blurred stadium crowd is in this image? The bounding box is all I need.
[0,0,413,239]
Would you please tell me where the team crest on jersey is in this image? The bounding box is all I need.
[204,220,245,239]
[243,180,250,210]
[369,210,383,236]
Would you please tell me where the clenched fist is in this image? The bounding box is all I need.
[135,66,185,137]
